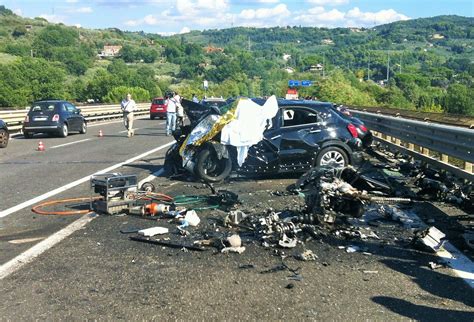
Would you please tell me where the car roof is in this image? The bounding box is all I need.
[32,100,67,104]
[251,98,333,109]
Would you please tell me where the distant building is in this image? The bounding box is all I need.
[284,67,295,74]
[99,45,122,58]
[25,25,32,31]
[431,34,445,40]
[321,39,334,45]
[204,45,224,54]
[283,54,291,61]
[309,64,323,72]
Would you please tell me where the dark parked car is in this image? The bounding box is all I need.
[22,100,87,138]
[0,119,9,148]
[150,97,168,119]
[165,98,363,182]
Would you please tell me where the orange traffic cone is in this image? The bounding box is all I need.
[37,141,45,151]
[98,129,103,137]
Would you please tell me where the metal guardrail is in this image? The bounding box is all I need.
[0,103,150,132]
[351,110,474,181]
[349,106,474,129]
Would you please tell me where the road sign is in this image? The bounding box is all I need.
[288,80,300,87]
[301,80,312,86]
[203,80,208,89]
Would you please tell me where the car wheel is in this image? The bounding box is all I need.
[150,115,155,120]
[315,146,349,168]
[195,148,232,182]
[24,131,33,139]
[59,123,68,137]
[0,129,9,148]
[80,121,87,134]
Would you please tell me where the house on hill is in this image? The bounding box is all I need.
[99,45,122,58]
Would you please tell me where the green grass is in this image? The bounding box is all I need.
[0,52,19,64]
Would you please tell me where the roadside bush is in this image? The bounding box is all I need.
[103,86,150,103]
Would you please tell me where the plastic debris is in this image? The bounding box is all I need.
[221,246,246,254]
[138,227,169,237]
[295,249,318,261]
[414,226,446,252]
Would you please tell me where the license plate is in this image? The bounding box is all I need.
[34,117,47,121]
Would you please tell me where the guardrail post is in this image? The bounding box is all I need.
[408,143,415,151]
[394,138,401,145]
[441,154,449,163]
[465,162,473,173]
[422,147,430,156]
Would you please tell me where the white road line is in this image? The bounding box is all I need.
[437,241,474,289]
[50,138,92,149]
[0,214,95,280]
[138,168,165,187]
[0,140,175,218]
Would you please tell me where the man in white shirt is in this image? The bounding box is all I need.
[166,93,177,136]
[121,93,137,137]
[175,92,184,128]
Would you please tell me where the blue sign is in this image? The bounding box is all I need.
[288,80,300,87]
[301,80,312,86]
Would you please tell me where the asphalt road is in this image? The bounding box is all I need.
[0,117,174,265]
[0,119,472,320]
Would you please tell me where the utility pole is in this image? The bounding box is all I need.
[386,51,390,82]
[248,36,251,51]
[367,52,370,81]
[322,53,325,78]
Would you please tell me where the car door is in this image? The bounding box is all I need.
[64,103,81,131]
[269,106,325,172]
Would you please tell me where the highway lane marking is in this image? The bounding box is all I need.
[436,241,474,289]
[0,140,175,218]
[8,237,46,244]
[0,214,95,280]
[50,138,92,149]
[138,168,165,188]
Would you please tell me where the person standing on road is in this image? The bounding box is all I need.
[192,93,199,103]
[175,92,184,128]
[121,93,137,137]
[166,93,177,136]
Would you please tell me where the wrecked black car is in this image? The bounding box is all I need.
[165,96,364,182]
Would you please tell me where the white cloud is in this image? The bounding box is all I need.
[39,14,66,24]
[238,4,290,21]
[67,7,93,14]
[125,14,159,26]
[295,6,409,27]
[307,0,349,6]
[345,7,409,25]
[13,8,23,16]
[180,27,191,33]
[66,0,79,3]
[176,0,229,16]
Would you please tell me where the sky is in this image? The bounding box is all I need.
[1,0,473,35]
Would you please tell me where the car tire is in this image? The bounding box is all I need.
[59,123,68,138]
[195,147,232,182]
[0,129,9,148]
[150,115,155,120]
[315,146,349,168]
[80,121,87,134]
[24,131,33,139]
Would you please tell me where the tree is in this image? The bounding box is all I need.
[444,84,474,115]
[103,86,150,103]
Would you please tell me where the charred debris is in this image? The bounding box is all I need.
[123,152,473,257]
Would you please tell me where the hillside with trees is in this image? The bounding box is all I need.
[0,5,472,116]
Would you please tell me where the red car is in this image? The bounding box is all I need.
[150,97,168,120]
